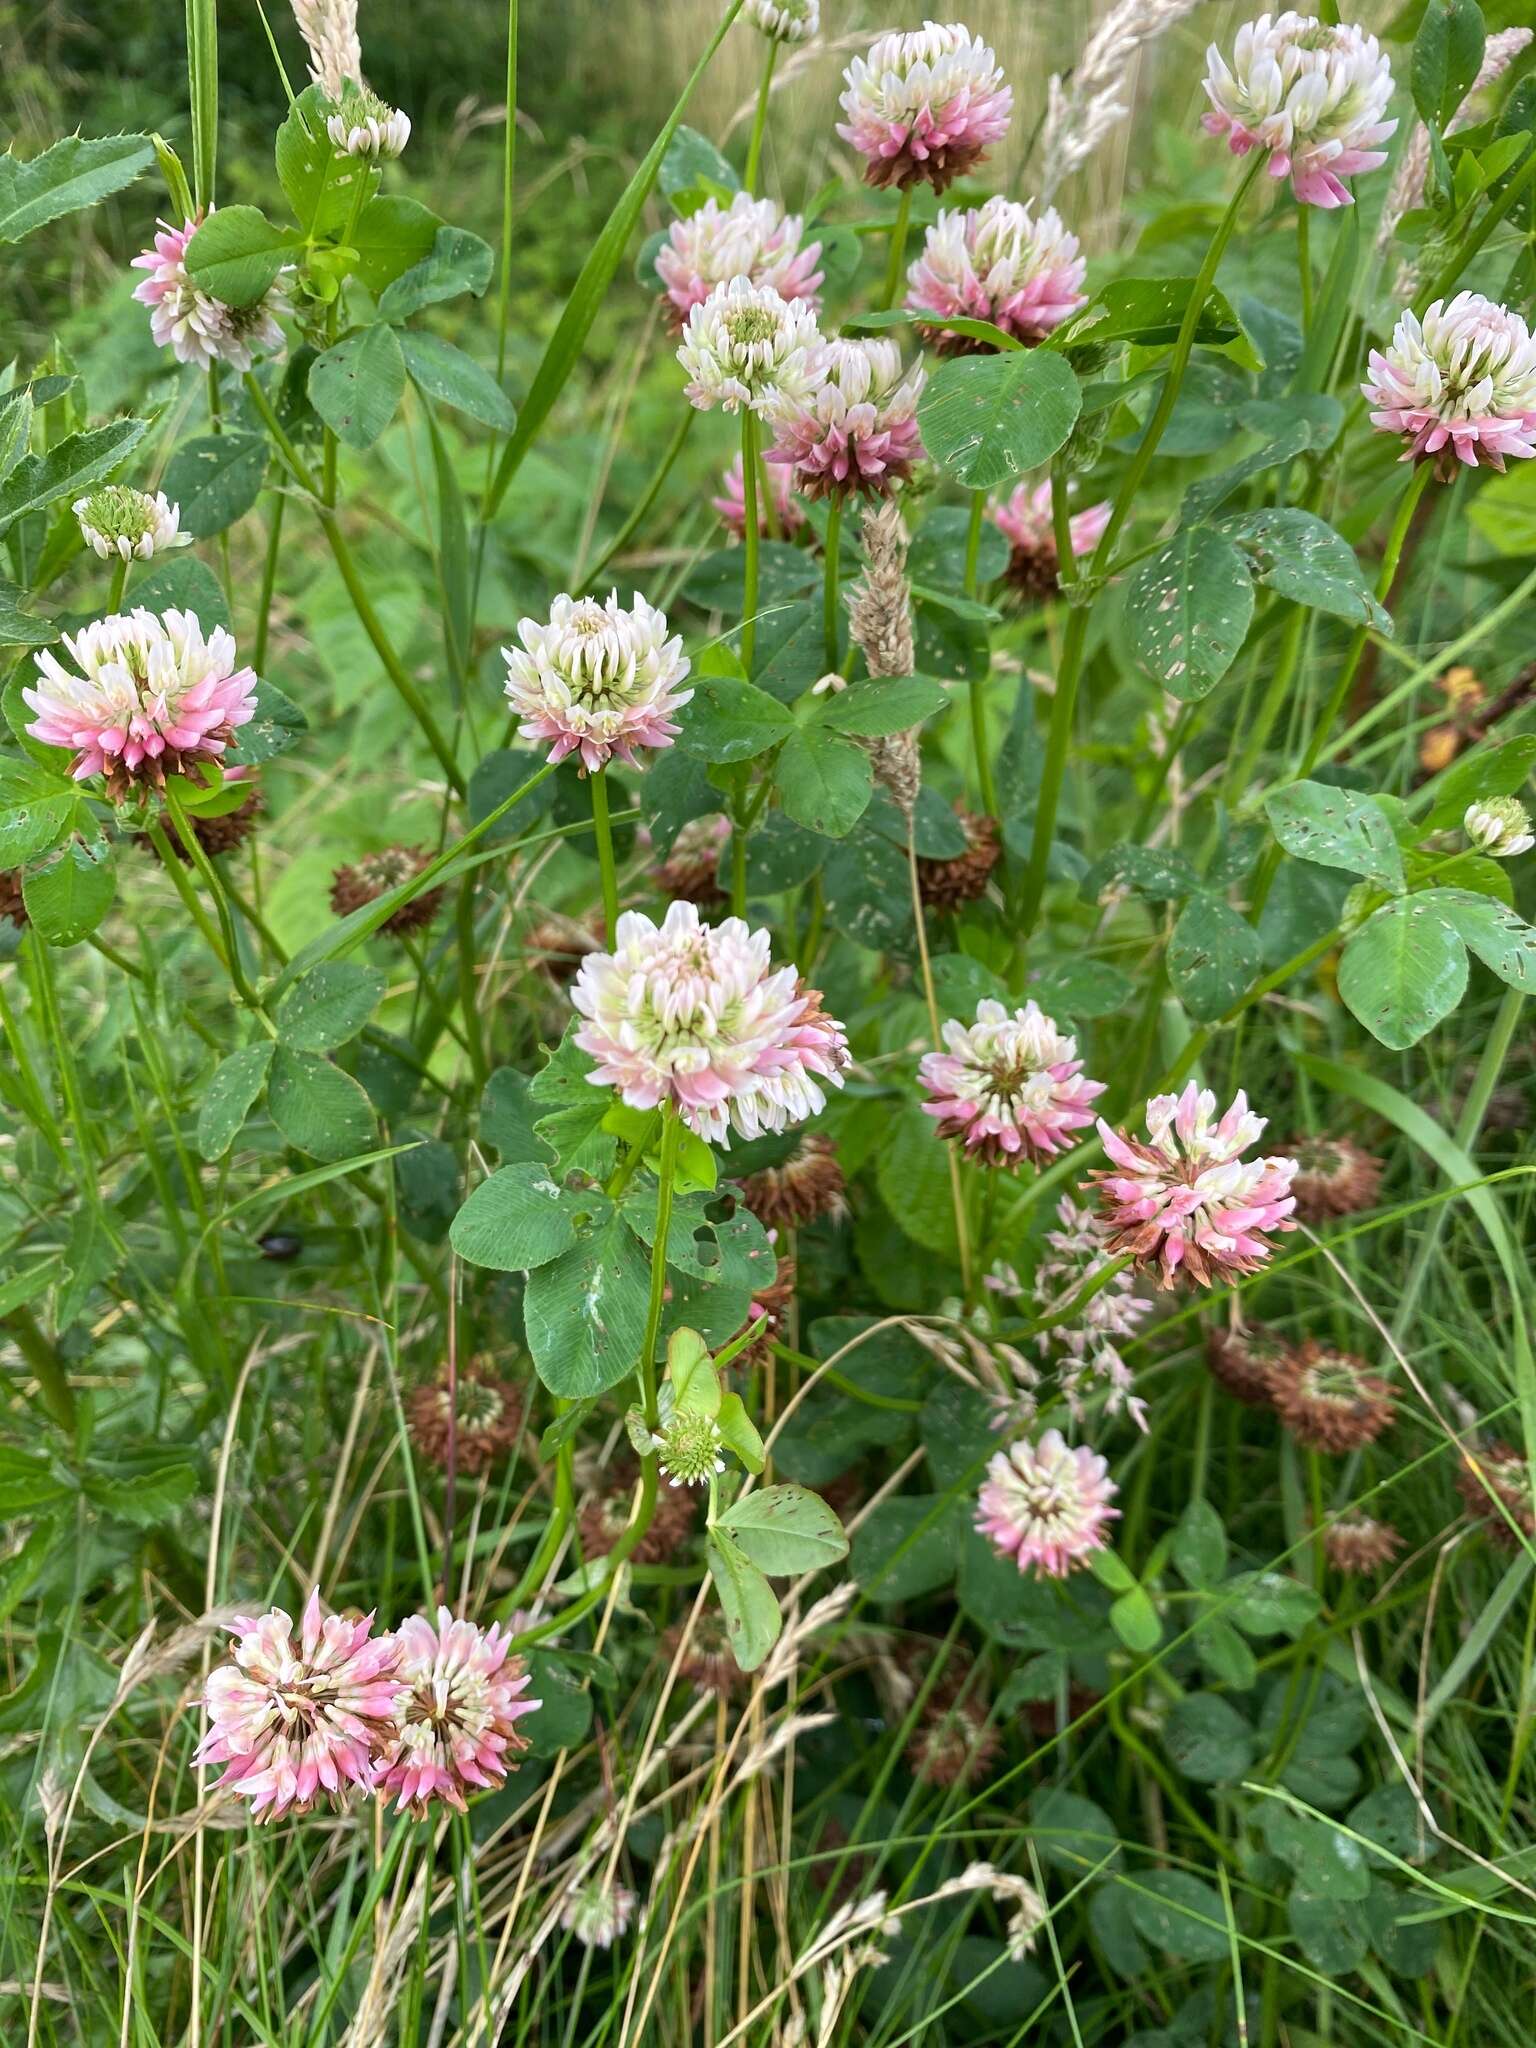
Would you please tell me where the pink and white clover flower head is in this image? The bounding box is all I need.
[1363,294,1536,474]
[838,21,1012,192]
[678,277,821,415]
[656,192,823,327]
[765,336,925,501]
[746,0,818,42]
[919,998,1104,1169]
[1089,1083,1298,1290]
[74,486,191,564]
[1032,1197,1152,1433]
[25,607,258,797]
[197,1589,402,1821]
[712,451,806,541]
[905,196,1086,350]
[1201,13,1396,209]
[1464,796,1533,859]
[560,1877,637,1949]
[989,479,1110,598]
[374,1608,540,1815]
[502,590,692,775]
[132,216,287,372]
[976,1429,1118,1578]
[570,900,850,1146]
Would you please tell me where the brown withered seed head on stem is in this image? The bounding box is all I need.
[1204,1321,1294,1407]
[1287,1135,1384,1221]
[406,1364,526,1476]
[330,844,443,937]
[1269,1341,1395,1452]
[738,1133,848,1233]
[1324,1514,1403,1575]
[916,810,1002,911]
[579,1455,697,1566]
[1456,1440,1536,1547]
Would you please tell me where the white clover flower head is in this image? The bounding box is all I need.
[1363,293,1536,474]
[838,20,1013,192]
[657,192,823,325]
[560,1877,638,1950]
[766,335,926,500]
[570,900,849,1147]
[905,195,1087,348]
[1202,12,1396,208]
[73,486,192,563]
[327,85,411,159]
[656,1408,727,1488]
[678,277,821,414]
[747,0,818,42]
[502,590,692,775]
[1464,796,1534,859]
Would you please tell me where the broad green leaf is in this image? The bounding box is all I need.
[1128,527,1254,698]
[1288,1890,1370,1974]
[714,1391,765,1474]
[349,194,441,296]
[275,85,375,236]
[308,325,407,450]
[0,393,33,490]
[1163,1693,1255,1784]
[1424,735,1536,830]
[129,553,231,634]
[82,1452,198,1527]
[776,727,873,838]
[160,432,268,538]
[1168,893,1262,1019]
[917,348,1081,489]
[676,676,794,763]
[1126,1871,1231,1963]
[875,1101,959,1258]
[0,1520,56,1623]
[1079,842,1200,904]
[1029,957,1135,1018]
[1225,1570,1320,1637]
[1226,508,1390,630]
[21,835,115,946]
[276,961,386,1053]
[1030,1788,1121,1874]
[378,225,495,320]
[1411,0,1485,129]
[718,1483,849,1576]
[480,1067,542,1161]
[1182,421,1313,526]
[449,1163,588,1272]
[0,417,149,529]
[229,676,307,767]
[522,1209,652,1397]
[706,1530,781,1672]
[196,1042,275,1160]
[267,1047,379,1161]
[398,330,515,432]
[659,124,740,204]
[1337,898,1468,1048]
[1195,1617,1257,1689]
[813,674,951,737]
[0,759,81,867]
[850,1496,962,1603]
[0,134,153,242]
[1171,1499,1228,1588]
[1260,1803,1372,1901]
[666,1327,718,1415]
[1423,888,1536,991]
[1110,1585,1163,1654]
[1264,781,1405,890]
[521,1650,593,1754]
[183,205,297,307]
[1051,275,1253,354]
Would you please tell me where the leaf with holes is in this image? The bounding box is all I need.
[1128,527,1254,699]
[1168,893,1263,1020]
[21,835,115,946]
[717,1485,849,1576]
[917,349,1081,490]
[1423,888,1536,992]
[161,432,268,538]
[706,1531,780,1672]
[1264,781,1405,890]
[1226,508,1390,631]
[1337,898,1469,1048]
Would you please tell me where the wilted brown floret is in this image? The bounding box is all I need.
[330,845,443,936]
[1288,1135,1383,1222]
[1270,1341,1395,1452]
[579,1455,697,1566]
[738,1134,848,1233]
[1456,1440,1536,1547]
[0,869,27,929]
[1205,1321,1293,1407]
[407,1364,526,1476]
[903,1658,1002,1788]
[1324,1514,1403,1575]
[916,810,1001,911]
[663,1605,746,1697]
[525,911,605,986]
[650,814,730,907]
[730,1251,797,1372]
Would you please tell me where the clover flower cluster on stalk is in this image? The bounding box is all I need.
[25,608,257,797]
[746,0,818,42]
[74,487,190,564]
[198,1590,539,1821]
[290,0,411,159]
[1363,295,1536,474]
[133,217,287,372]
[837,21,1012,192]
[657,192,823,326]
[765,336,926,500]
[570,900,849,1146]
[678,277,821,414]
[989,479,1111,599]
[905,197,1087,349]
[713,451,806,540]
[1201,12,1396,208]
[919,998,1105,1168]
[502,591,692,774]
[1465,797,1534,858]
[1029,1197,1153,1431]
[975,1429,1119,1578]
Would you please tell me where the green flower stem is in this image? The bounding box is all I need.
[822,491,843,670]
[507,1458,658,1643]
[106,557,128,613]
[145,817,238,983]
[740,409,761,676]
[905,834,973,1297]
[638,1103,683,1426]
[502,1431,576,1613]
[161,783,265,1014]
[744,35,778,194]
[605,1108,663,1199]
[1415,145,1536,315]
[582,408,695,590]
[962,488,1000,821]
[3,1305,76,1435]
[253,490,285,675]
[589,766,621,946]
[731,816,749,917]
[881,188,912,310]
[1296,206,1312,333]
[1015,603,1087,940]
[241,370,466,796]
[455,877,489,1085]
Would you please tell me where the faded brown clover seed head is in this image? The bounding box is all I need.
[579,1456,697,1565]
[525,910,606,986]
[1287,1135,1383,1221]
[1205,1321,1293,1407]
[1270,1341,1395,1452]
[916,810,1002,911]
[1324,1514,1403,1575]
[663,1606,747,1697]
[1456,1440,1536,1547]
[144,783,264,865]
[330,845,443,937]
[738,1133,848,1232]
[0,869,27,930]
[406,1363,526,1476]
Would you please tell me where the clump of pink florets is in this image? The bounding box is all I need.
[976,1428,1118,1578]
[656,192,823,327]
[571,900,849,1146]
[1089,1083,1298,1290]
[25,608,258,797]
[197,1590,403,1821]
[1031,1197,1152,1432]
[1363,293,1536,474]
[838,21,1012,192]
[919,998,1104,1168]
[132,216,287,372]
[374,1607,540,1816]
[1201,13,1395,209]
[502,591,692,775]
[713,452,806,541]
[765,337,926,501]
[905,196,1086,349]
[989,480,1110,595]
